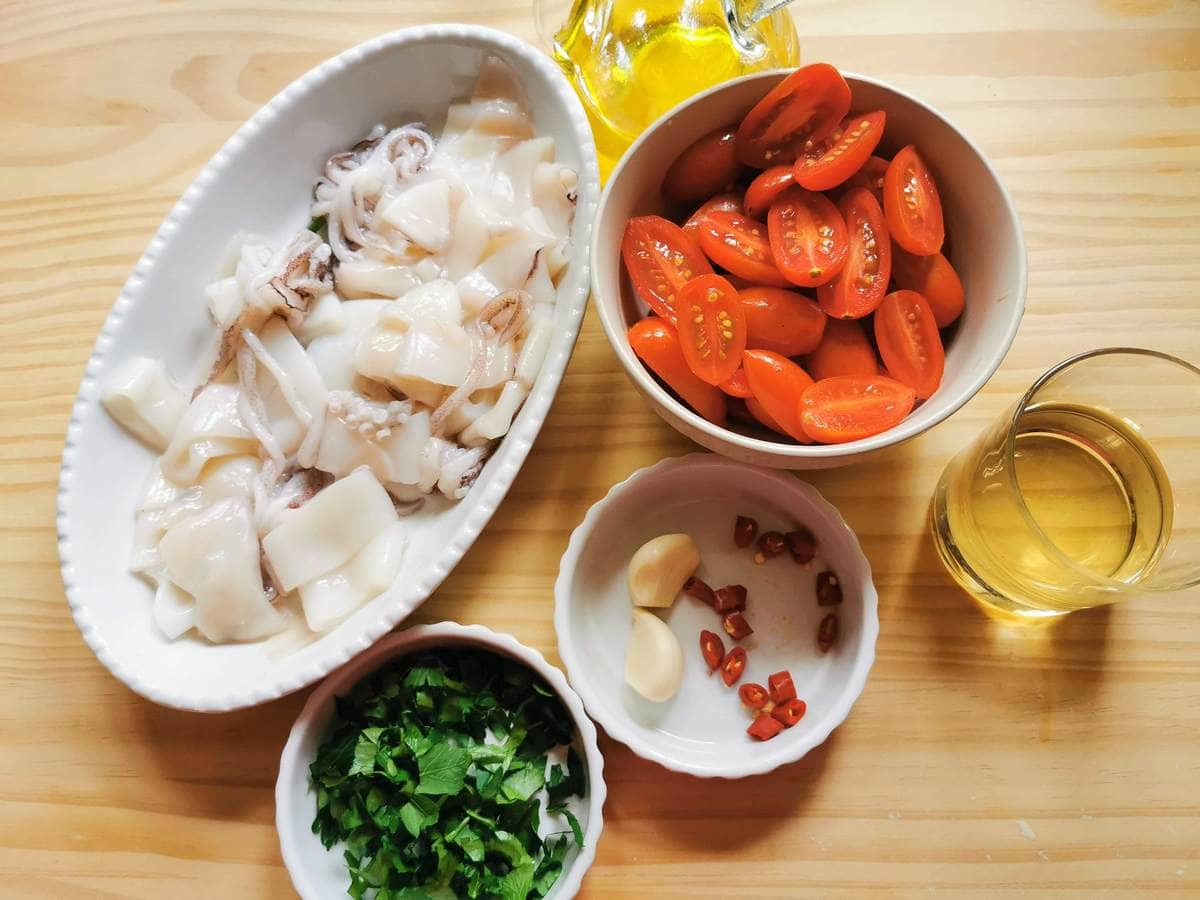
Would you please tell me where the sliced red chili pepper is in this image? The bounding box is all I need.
[771,698,807,727]
[767,671,797,704]
[816,571,843,606]
[733,515,758,548]
[747,715,785,741]
[738,682,769,709]
[723,611,753,640]
[700,629,725,670]
[684,576,717,608]
[786,527,817,564]
[720,646,747,686]
[817,613,838,653]
[713,584,747,613]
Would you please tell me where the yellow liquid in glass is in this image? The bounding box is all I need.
[933,403,1173,617]
[549,0,800,178]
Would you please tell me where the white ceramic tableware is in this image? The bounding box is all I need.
[555,454,879,778]
[56,24,600,710]
[276,622,606,900]
[592,71,1026,468]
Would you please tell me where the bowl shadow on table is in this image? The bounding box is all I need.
[598,729,837,852]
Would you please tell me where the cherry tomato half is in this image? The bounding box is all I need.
[744,165,796,220]
[622,215,713,323]
[793,110,886,192]
[843,155,889,204]
[739,286,826,357]
[798,375,916,444]
[767,187,849,288]
[890,245,964,327]
[736,63,851,168]
[884,144,944,256]
[771,698,807,727]
[874,289,945,399]
[676,273,747,385]
[720,646,747,686]
[816,188,891,319]
[745,396,787,436]
[697,210,791,287]
[663,125,742,202]
[682,192,743,236]
[700,629,726,670]
[747,715,785,741]
[719,366,754,398]
[768,670,797,704]
[742,348,815,443]
[738,682,769,709]
[805,317,879,381]
[628,318,727,425]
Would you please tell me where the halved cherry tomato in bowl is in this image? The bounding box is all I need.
[890,245,964,327]
[874,289,945,399]
[793,110,886,192]
[621,215,713,323]
[719,366,754,398]
[816,187,891,319]
[676,273,747,385]
[805,317,879,381]
[771,698,807,727]
[747,715,785,741]
[842,155,889,204]
[742,349,815,443]
[798,374,916,444]
[682,192,743,236]
[696,210,791,287]
[700,629,726,670]
[628,318,727,425]
[739,286,826,357]
[720,646,747,686]
[767,670,797,704]
[767,187,849,288]
[884,144,944,256]
[735,63,851,168]
[738,682,769,709]
[744,165,795,220]
[663,125,742,202]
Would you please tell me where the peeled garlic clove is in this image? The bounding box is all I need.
[624,609,684,703]
[627,533,700,608]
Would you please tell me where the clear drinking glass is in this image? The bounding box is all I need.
[931,348,1200,618]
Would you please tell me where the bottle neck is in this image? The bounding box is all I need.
[727,0,795,31]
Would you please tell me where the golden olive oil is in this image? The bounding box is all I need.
[933,402,1173,617]
[548,0,800,178]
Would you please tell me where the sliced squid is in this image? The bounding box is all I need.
[460,380,527,447]
[101,357,189,452]
[159,383,257,485]
[153,580,197,641]
[306,299,387,391]
[378,178,454,254]
[298,521,407,632]
[261,467,399,593]
[297,292,346,344]
[334,258,424,299]
[158,498,286,642]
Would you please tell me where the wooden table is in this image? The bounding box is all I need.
[2,1,1198,896]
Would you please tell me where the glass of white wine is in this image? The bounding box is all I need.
[932,348,1200,618]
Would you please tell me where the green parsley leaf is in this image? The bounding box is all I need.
[498,863,535,900]
[415,743,471,796]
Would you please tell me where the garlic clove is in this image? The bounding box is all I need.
[627,533,701,608]
[624,609,684,703]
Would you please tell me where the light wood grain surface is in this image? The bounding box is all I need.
[2,0,1198,896]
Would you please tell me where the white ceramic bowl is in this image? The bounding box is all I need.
[277,622,606,900]
[592,71,1026,469]
[554,454,879,778]
[56,25,600,710]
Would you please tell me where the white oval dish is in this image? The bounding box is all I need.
[56,25,600,711]
[592,71,1026,468]
[554,454,879,778]
[277,622,606,900]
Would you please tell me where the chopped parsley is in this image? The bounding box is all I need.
[310,648,587,899]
